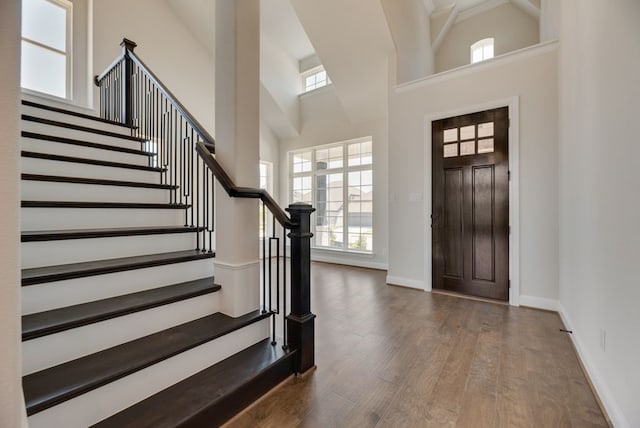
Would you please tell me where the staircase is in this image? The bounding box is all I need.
[20,98,298,428]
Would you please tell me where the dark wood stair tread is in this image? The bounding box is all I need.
[22,151,166,172]
[92,338,295,428]
[22,278,221,340]
[22,100,131,128]
[22,226,201,242]
[22,250,214,286]
[23,311,271,415]
[23,115,145,142]
[21,174,177,190]
[22,131,153,156]
[22,201,189,209]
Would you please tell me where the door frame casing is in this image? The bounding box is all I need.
[424,96,520,306]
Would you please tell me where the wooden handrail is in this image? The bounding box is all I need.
[196,142,297,229]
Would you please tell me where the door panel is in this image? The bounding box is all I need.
[432,107,509,301]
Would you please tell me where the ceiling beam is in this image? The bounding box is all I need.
[510,0,541,20]
[422,0,435,15]
[432,6,458,52]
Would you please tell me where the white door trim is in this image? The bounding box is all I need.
[424,96,520,306]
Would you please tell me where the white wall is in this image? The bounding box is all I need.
[93,0,215,133]
[436,3,539,73]
[558,1,640,426]
[280,87,389,269]
[388,44,558,304]
[539,0,560,42]
[0,0,27,425]
[381,0,434,84]
[260,122,280,201]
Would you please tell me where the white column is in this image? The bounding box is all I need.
[214,0,261,317]
[0,1,27,426]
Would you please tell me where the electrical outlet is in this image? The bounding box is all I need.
[600,329,606,352]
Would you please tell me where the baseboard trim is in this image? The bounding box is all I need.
[311,254,387,271]
[519,295,558,311]
[385,275,426,290]
[558,304,629,428]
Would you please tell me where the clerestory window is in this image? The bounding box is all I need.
[470,38,494,64]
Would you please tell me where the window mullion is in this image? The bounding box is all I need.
[342,144,347,250]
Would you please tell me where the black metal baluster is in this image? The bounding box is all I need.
[262,201,266,313]
[283,224,288,350]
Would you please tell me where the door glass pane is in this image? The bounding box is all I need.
[478,138,494,154]
[444,144,458,158]
[460,125,475,140]
[460,141,475,156]
[478,122,494,138]
[443,128,458,143]
[21,41,66,98]
[22,0,67,51]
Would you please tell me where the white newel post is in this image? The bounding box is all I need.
[214,0,261,317]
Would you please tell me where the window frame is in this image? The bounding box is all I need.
[21,0,73,100]
[288,137,373,253]
[470,37,494,64]
[301,66,331,94]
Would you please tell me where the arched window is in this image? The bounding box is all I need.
[470,38,494,64]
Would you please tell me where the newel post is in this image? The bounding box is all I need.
[120,38,137,128]
[286,202,316,374]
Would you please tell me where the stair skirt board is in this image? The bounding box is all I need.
[22,233,199,269]
[26,319,270,428]
[22,259,214,314]
[22,207,188,230]
[21,102,134,136]
[20,137,153,167]
[23,292,222,375]
[22,181,170,205]
[21,120,147,149]
[22,156,162,183]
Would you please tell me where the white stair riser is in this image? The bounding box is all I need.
[21,105,134,137]
[22,258,215,314]
[27,319,270,428]
[22,120,146,151]
[22,207,187,230]
[21,233,198,269]
[22,156,161,183]
[23,292,222,375]
[21,181,170,205]
[21,137,152,166]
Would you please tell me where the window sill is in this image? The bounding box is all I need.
[299,83,333,99]
[311,246,374,257]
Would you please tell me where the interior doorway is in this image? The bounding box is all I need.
[431,107,509,301]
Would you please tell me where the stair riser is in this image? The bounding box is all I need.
[22,207,187,230]
[21,137,152,166]
[22,105,134,136]
[23,292,222,375]
[22,258,215,314]
[22,181,170,205]
[22,233,199,269]
[22,156,161,183]
[27,319,270,428]
[22,120,145,151]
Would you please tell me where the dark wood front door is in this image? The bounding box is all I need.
[432,107,509,301]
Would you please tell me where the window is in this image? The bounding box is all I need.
[21,0,72,99]
[470,38,494,64]
[289,138,373,252]
[443,122,495,158]
[302,67,331,93]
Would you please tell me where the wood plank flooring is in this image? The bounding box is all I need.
[226,262,608,428]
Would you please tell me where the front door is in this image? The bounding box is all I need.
[432,107,509,301]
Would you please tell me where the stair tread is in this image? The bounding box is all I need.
[23,278,221,340]
[92,338,294,428]
[21,174,177,190]
[22,226,201,242]
[22,250,214,286]
[22,100,131,128]
[22,201,189,209]
[22,151,166,172]
[22,116,146,143]
[23,310,271,415]
[22,131,153,156]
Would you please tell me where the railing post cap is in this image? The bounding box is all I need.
[120,38,137,52]
[286,203,315,214]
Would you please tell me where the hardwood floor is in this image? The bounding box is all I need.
[226,262,609,427]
